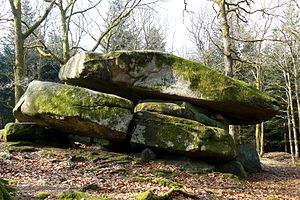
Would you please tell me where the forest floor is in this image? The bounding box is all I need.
[0,141,300,200]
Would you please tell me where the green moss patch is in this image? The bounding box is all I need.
[89,150,133,164]
[0,178,16,200]
[150,169,176,178]
[191,167,214,174]
[3,142,37,152]
[56,190,113,200]
[35,191,51,199]
[128,177,183,189]
[132,188,199,200]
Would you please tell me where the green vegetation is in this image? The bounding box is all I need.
[132,188,199,200]
[128,177,183,189]
[56,190,113,200]
[191,167,214,174]
[215,172,241,180]
[3,142,37,152]
[150,169,176,178]
[110,167,130,175]
[35,191,51,199]
[0,178,16,200]
[0,152,11,160]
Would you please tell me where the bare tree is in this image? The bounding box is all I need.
[34,0,148,64]
[36,0,103,64]
[101,1,166,52]
[8,0,55,104]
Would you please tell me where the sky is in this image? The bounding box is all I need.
[157,0,212,56]
[0,0,211,56]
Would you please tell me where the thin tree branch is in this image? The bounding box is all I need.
[23,0,55,39]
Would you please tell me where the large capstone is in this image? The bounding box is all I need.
[130,111,236,162]
[13,80,134,142]
[59,51,278,125]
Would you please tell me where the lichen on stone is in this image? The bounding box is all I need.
[131,111,236,161]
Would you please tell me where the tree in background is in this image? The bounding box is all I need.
[8,0,55,104]
[101,0,142,52]
[264,0,300,163]
[101,0,166,52]
[34,0,148,64]
[0,47,15,128]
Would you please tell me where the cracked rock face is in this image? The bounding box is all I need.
[59,51,278,125]
[13,80,134,142]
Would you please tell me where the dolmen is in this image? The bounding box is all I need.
[12,50,278,163]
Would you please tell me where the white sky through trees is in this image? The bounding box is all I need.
[157,0,210,56]
[0,0,208,56]
[0,0,286,57]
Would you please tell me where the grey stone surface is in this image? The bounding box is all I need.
[236,144,262,173]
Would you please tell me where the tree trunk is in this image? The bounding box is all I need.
[255,123,261,155]
[286,72,299,159]
[284,123,288,153]
[218,0,233,77]
[217,0,237,142]
[290,47,299,158]
[255,61,264,156]
[11,0,25,104]
[287,91,296,165]
[285,71,296,164]
[10,0,54,106]
[260,122,264,156]
[59,1,70,64]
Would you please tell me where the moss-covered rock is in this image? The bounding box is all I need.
[215,160,247,179]
[3,122,45,142]
[130,111,236,161]
[59,51,278,125]
[135,100,226,128]
[13,80,134,142]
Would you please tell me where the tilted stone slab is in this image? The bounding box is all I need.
[130,111,236,161]
[135,100,226,129]
[59,51,278,125]
[13,80,134,142]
